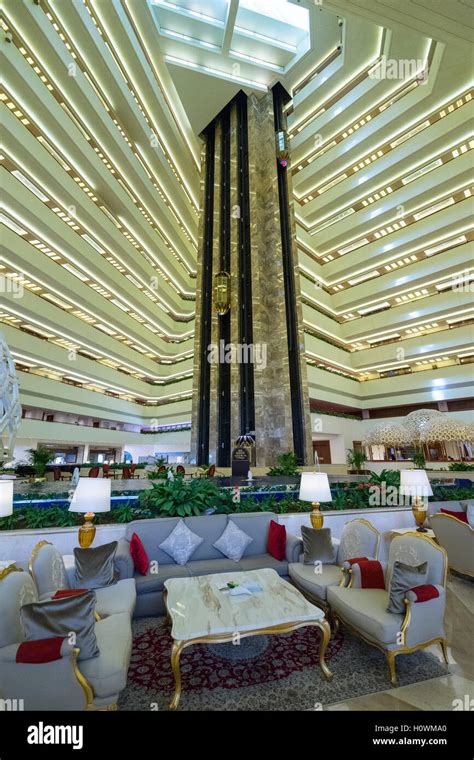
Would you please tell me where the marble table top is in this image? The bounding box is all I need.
[164,568,325,641]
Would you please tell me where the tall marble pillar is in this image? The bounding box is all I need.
[191,87,313,467]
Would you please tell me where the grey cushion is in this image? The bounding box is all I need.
[74,541,118,589]
[387,561,428,614]
[289,562,342,601]
[213,520,253,562]
[239,554,288,576]
[328,587,402,645]
[230,513,273,556]
[184,515,229,560]
[20,591,99,661]
[80,612,132,699]
[301,526,334,564]
[134,564,191,595]
[158,519,203,565]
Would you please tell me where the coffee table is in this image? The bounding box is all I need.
[164,568,333,710]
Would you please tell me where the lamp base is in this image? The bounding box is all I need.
[78,512,96,548]
[310,503,324,529]
[412,501,427,534]
[416,526,428,533]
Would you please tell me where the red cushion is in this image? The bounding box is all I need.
[354,559,385,589]
[440,508,468,523]
[346,556,369,565]
[410,584,440,603]
[130,532,149,575]
[52,589,89,599]
[16,637,65,664]
[267,520,286,561]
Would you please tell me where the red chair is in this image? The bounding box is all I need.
[176,465,185,476]
[102,464,111,478]
[158,465,166,473]
[130,464,139,478]
[88,467,100,478]
[53,468,61,482]
[122,466,131,479]
[208,464,215,478]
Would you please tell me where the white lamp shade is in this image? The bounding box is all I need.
[399,469,433,497]
[299,472,332,503]
[0,480,13,517]
[69,477,111,513]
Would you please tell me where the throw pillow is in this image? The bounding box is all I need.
[74,541,118,589]
[130,532,149,575]
[387,561,428,614]
[158,520,204,565]
[301,526,334,564]
[20,591,99,661]
[213,520,253,562]
[267,520,286,561]
[440,508,468,523]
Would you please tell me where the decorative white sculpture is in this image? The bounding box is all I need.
[0,332,22,461]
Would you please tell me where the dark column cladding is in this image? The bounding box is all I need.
[196,124,215,464]
[272,84,306,463]
[236,92,255,438]
[217,107,231,466]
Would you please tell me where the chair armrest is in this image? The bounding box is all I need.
[114,537,134,579]
[285,533,304,563]
[0,639,74,662]
[0,643,92,710]
[349,560,387,588]
[401,587,446,648]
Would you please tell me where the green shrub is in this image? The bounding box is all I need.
[267,452,299,476]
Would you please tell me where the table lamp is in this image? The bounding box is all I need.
[69,477,111,548]
[400,469,433,532]
[0,480,13,517]
[299,472,332,529]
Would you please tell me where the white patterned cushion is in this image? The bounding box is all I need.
[158,520,203,565]
[213,520,253,562]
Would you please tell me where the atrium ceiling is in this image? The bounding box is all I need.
[0,0,472,431]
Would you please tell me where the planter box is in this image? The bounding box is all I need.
[0,502,450,568]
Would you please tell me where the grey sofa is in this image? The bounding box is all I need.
[116,512,303,617]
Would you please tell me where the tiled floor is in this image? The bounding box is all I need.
[325,573,474,711]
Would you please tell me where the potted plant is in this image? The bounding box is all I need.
[26,445,54,481]
[412,448,426,468]
[346,448,368,474]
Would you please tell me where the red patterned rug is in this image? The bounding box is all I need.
[118,617,449,711]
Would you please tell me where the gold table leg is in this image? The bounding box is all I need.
[169,640,184,710]
[317,619,333,681]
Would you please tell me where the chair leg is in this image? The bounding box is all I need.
[385,650,397,686]
[439,639,449,665]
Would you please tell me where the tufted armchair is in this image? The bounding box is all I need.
[430,512,474,577]
[0,564,133,710]
[288,518,381,613]
[29,540,136,618]
[327,533,448,685]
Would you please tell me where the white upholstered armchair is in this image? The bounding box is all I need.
[430,512,474,577]
[327,533,448,685]
[0,565,90,710]
[289,518,381,612]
